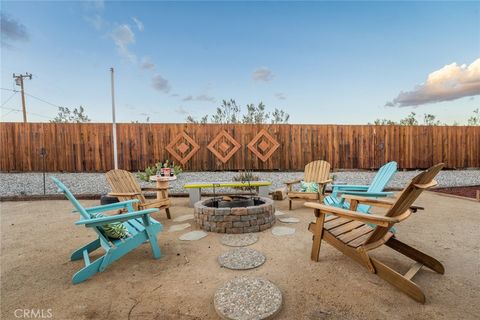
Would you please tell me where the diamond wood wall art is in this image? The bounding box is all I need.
[247,129,280,162]
[166,132,200,165]
[207,130,241,163]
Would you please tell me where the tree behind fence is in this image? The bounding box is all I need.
[1,123,479,172]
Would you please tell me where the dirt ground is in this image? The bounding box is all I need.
[1,193,479,320]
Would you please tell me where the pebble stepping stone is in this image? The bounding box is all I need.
[274,210,286,216]
[278,216,300,223]
[218,248,266,270]
[168,223,191,232]
[271,226,295,236]
[221,233,259,247]
[179,230,208,241]
[173,214,194,222]
[214,276,282,320]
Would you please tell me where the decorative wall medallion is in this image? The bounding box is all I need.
[166,132,200,165]
[248,129,280,162]
[207,130,241,163]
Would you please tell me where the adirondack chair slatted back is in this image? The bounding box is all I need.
[106,170,147,204]
[367,161,397,193]
[365,163,444,245]
[304,160,331,184]
[51,177,91,220]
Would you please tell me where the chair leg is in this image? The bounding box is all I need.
[308,210,325,261]
[289,199,292,210]
[72,257,103,284]
[370,257,426,303]
[70,239,101,261]
[165,207,171,219]
[386,237,445,274]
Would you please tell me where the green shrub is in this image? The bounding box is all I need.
[137,160,183,182]
[232,170,259,191]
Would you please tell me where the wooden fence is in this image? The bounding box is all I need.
[1,122,479,172]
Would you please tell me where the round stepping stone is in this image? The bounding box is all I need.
[214,276,282,320]
[173,214,194,222]
[218,248,266,270]
[271,226,295,236]
[168,223,191,232]
[179,230,208,241]
[274,210,286,216]
[221,233,259,247]
[278,217,300,223]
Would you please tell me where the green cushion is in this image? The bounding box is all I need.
[300,181,319,193]
[90,212,130,239]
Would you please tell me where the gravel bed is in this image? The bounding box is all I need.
[1,170,479,197]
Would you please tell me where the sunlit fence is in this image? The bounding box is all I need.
[1,122,479,172]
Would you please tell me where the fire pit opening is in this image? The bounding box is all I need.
[194,196,275,234]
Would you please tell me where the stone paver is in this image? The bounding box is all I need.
[168,223,191,232]
[271,226,295,236]
[173,214,194,222]
[274,210,286,216]
[218,248,266,270]
[214,276,282,320]
[179,230,208,241]
[278,217,300,223]
[221,233,259,247]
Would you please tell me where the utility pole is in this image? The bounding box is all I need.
[13,73,32,123]
[110,67,118,169]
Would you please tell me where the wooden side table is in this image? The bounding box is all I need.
[149,175,177,216]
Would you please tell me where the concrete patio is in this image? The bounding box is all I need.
[1,192,479,319]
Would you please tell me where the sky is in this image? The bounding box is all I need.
[1,0,479,124]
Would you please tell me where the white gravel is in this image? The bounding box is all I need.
[0,170,479,197]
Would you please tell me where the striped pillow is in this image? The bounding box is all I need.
[300,181,319,193]
[90,212,130,239]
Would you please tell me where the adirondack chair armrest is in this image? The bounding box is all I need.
[332,185,370,192]
[285,178,302,185]
[76,208,159,227]
[108,192,141,197]
[304,202,407,227]
[341,191,394,197]
[341,194,395,208]
[318,179,333,185]
[84,199,140,214]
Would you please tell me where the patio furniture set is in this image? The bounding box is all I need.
[52,160,446,305]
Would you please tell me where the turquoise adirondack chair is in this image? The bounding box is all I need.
[324,161,398,213]
[52,177,163,284]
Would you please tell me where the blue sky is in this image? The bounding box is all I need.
[1,1,479,124]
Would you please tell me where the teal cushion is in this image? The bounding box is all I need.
[300,181,319,193]
[90,212,130,239]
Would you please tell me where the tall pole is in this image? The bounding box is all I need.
[13,73,32,123]
[110,67,118,169]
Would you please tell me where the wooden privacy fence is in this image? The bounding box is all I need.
[1,122,479,172]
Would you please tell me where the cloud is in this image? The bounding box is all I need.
[252,67,274,82]
[152,74,171,93]
[132,17,144,31]
[182,94,216,102]
[175,106,189,115]
[111,24,136,62]
[140,56,155,70]
[275,93,286,100]
[386,58,480,107]
[1,13,29,46]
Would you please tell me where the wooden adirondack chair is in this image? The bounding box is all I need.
[305,163,445,303]
[285,160,332,210]
[324,161,398,213]
[106,169,171,219]
[52,177,163,284]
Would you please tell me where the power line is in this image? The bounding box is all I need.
[0,106,54,120]
[1,91,17,108]
[1,87,60,109]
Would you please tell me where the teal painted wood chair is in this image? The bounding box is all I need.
[324,161,398,213]
[51,177,163,284]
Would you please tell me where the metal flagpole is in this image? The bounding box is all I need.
[110,67,118,169]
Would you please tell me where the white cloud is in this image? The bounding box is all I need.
[182,94,215,102]
[152,74,171,93]
[275,93,286,100]
[386,58,480,107]
[132,17,144,31]
[111,24,136,62]
[252,67,274,82]
[140,56,155,70]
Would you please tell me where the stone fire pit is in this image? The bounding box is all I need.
[194,196,275,233]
